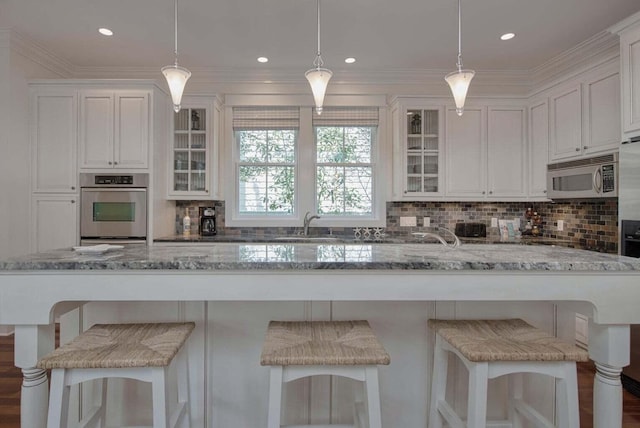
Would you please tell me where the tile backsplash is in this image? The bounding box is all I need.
[175,199,619,253]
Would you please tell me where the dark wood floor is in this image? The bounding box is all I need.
[1,332,640,427]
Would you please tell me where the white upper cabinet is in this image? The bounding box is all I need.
[583,69,620,155]
[529,100,549,198]
[80,90,149,169]
[31,89,78,193]
[445,106,486,197]
[487,107,527,198]
[611,15,640,137]
[549,84,582,161]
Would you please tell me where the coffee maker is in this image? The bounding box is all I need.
[199,207,217,236]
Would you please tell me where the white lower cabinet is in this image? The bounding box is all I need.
[31,194,78,252]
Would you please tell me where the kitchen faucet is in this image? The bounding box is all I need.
[303,211,321,236]
[413,227,461,248]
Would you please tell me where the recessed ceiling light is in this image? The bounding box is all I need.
[500,33,515,41]
[98,28,114,36]
[345,57,356,64]
[257,57,269,63]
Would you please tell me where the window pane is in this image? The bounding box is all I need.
[316,127,345,163]
[267,130,296,163]
[317,166,372,215]
[239,130,267,162]
[344,127,372,163]
[239,166,294,214]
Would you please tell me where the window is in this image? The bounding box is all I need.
[233,107,299,215]
[227,101,385,227]
[314,108,378,216]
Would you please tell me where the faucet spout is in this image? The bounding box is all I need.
[303,211,321,236]
[413,227,461,248]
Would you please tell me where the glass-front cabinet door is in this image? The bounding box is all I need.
[405,108,442,196]
[169,97,219,199]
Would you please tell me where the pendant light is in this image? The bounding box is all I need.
[445,0,474,116]
[162,0,191,113]
[305,0,332,115]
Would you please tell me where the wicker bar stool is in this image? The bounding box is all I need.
[428,319,589,428]
[37,322,195,428]
[261,320,390,428]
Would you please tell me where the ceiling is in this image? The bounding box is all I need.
[1,0,639,76]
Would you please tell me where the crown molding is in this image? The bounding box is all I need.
[529,31,619,95]
[608,10,640,35]
[3,29,73,78]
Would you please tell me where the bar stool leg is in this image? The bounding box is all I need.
[428,335,449,428]
[467,362,489,428]
[177,348,191,428]
[47,369,69,428]
[267,366,283,428]
[557,362,580,428]
[364,366,382,428]
[151,367,170,428]
[96,378,107,428]
[508,373,524,428]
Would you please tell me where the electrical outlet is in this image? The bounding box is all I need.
[423,217,431,227]
[491,218,498,228]
[557,220,564,231]
[400,216,417,227]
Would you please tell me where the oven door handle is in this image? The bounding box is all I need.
[593,168,602,194]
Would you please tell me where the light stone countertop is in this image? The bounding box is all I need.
[1,243,639,271]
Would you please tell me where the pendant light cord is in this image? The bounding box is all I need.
[456,0,462,71]
[174,0,179,65]
[313,0,324,68]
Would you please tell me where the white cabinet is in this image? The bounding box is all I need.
[168,97,220,199]
[529,100,550,198]
[549,84,582,161]
[31,89,78,193]
[445,106,486,197]
[31,194,78,252]
[616,22,640,135]
[487,107,526,198]
[583,69,620,155]
[446,105,526,199]
[80,90,149,169]
[549,66,620,162]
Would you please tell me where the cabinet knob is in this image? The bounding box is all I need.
[575,148,580,152]
[482,191,486,195]
[114,161,118,165]
[71,186,75,190]
[108,161,113,165]
[543,190,547,193]
[71,200,75,204]
[583,146,588,150]
[489,191,493,195]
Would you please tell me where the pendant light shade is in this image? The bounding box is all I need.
[305,67,332,115]
[307,0,332,115]
[445,0,474,116]
[445,69,474,116]
[162,0,191,113]
[162,65,191,113]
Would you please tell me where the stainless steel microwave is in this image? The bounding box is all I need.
[547,153,618,199]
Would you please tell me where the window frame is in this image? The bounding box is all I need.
[224,95,388,228]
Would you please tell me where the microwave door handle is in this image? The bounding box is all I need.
[593,167,602,193]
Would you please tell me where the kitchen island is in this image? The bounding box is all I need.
[1,242,639,428]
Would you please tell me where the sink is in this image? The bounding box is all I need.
[273,236,342,242]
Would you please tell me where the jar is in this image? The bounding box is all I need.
[411,114,421,134]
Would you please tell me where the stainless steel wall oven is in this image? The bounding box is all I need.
[80,173,148,244]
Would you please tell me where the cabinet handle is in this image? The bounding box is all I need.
[575,148,580,152]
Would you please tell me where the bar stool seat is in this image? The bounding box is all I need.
[38,322,195,428]
[261,320,390,428]
[428,319,589,428]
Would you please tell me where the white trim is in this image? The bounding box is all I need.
[1,29,73,78]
